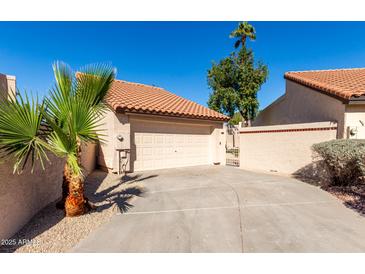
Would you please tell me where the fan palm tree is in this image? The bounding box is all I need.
[230,22,256,49]
[0,62,116,217]
[229,22,257,127]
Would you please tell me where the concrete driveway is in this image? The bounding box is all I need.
[73,166,365,252]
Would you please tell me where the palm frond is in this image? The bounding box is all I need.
[43,94,105,175]
[66,153,82,177]
[0,92,50,173]
[69,99,105,143]
[0,61,116,177]
[42,108,75,154]
[43,109,82,175]
[53,61,74,98]
[76,63,116,108]
[230,22,256,47]
[45,62,75,125]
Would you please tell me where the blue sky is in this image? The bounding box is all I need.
[1,21,365,109]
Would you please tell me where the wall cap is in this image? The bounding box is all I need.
[240,121,337,134]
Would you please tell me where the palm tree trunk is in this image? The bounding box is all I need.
[247,111,252,127]
[65,172,86,217]
[65,139,86,216]
[57,161,87,216]
[241,36,246,48]
[64,140,95,217]
[55,162,72,210]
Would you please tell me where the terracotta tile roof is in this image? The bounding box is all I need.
[284,68,365,100]
[106,79,230,121]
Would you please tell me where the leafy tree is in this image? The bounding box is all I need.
[207,22,268,126]
[0,62,115,217]
[228,112,243,126]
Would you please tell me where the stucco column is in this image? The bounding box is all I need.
[211,125,226,165]
[0,73,16,101]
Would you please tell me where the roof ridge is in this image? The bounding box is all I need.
[115,78,211,109]
[109,78,230,121]
[286,68,365,74]
[114,79,164,90]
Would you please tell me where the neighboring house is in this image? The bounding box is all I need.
[99,79,230,173]
[0,73,16,101]
[254,68,365,139]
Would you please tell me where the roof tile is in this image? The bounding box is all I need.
[106,79,229,121]
[285,68,365,100]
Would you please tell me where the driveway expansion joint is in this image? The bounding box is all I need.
[72,166,365,253]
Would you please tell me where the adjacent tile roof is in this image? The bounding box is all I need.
[106,79,229,121]
[284,68,365,100]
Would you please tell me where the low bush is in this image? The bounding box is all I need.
[312,139,365,186]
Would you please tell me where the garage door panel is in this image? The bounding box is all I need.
[154,147,164,157]
[132,120,211,171]
[134,135,142,145]
[143,135,153,144]
[175,135,185,144]
[154,135,164,144]
[163,146,175,155]
[165,135,174,144]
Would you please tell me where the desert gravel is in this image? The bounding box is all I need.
[326,185,365,216]
[0,170,145,253]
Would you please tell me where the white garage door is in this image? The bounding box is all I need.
[131,118,211,171]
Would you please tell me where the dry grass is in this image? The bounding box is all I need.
[0,170,146,253]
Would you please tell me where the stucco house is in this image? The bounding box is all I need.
[254,68,365,139]
[98,79,230,173]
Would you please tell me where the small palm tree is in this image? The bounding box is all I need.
[0,62,116,216]
[230,22,256,49]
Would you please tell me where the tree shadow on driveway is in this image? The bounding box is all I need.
[86,172,157,214]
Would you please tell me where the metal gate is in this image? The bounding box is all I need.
[226,147,239,167]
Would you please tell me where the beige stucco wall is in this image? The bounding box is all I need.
[80,142,97,177]
[344,104,365,138]
[210,123,226,165]
[0,74,16,101]
[239,121,337,174]
[253,95,287,126]
[97,110,226,172]
[97,109,131,172]
[0,154,64,240]
[0,73,63,240]
[0,142,95,241]
[254,80,346,138]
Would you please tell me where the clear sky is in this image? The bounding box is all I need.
[1,21,365,109]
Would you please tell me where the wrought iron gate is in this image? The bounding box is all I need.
[226,147,239,167]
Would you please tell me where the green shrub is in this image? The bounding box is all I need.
[312,139,365,186]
